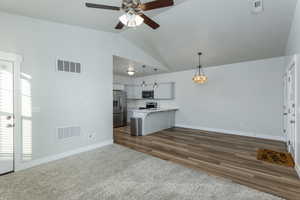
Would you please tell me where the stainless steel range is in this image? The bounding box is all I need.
[113,90,127,128]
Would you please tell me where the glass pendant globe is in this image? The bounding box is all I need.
[192,75,208,84]
[119,13,144,27]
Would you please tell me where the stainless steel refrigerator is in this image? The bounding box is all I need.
[113,90,127,128]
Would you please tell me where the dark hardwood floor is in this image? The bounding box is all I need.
[114,126,300,200]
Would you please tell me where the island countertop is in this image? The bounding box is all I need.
[129,108,178,136]
[130,108,179,114]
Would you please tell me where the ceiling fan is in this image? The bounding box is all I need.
[85,0,174,30]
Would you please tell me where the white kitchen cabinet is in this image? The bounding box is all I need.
[125,85,142,99]
[154,82,175,99]
[125,82,175,100]
[143,84,153,91]
[113,83,125,91]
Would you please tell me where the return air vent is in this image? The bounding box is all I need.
[57,60,81,73]
[251,0,263,14]
[57,126,81,140]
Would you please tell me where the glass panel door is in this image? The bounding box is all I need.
[0,60,14,174]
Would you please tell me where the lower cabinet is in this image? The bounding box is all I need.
[127,110,133,123]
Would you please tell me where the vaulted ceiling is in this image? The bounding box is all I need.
[0,0,297,73]
[121,0,298,71]
[113,55,167,77]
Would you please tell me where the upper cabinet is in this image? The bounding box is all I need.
[113,83,125,91]
[125,82,175,100]
[125,85,142,99]
[154,82,175,99]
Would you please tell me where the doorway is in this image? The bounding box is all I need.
[0,51,22,175]
[284,59,296,157]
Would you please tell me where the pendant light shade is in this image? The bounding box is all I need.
[141,81,146,87]
[141,65,146,87]
[193,52,208,84]
[153,68,158,89]
[119,11,144,27]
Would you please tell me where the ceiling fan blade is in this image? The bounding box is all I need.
[115,21,125,30]
[139,0,174,11]
[140,14,160,29]
[85,3,120,11]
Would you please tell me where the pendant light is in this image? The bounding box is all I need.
[141,65,147,87]
[141,81,146,87]
[153,68,158,89]
[192,52,208,84]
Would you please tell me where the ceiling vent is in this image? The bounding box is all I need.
[251,0,263,14]
[57,59,81,73]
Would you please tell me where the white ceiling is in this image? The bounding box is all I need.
[0,0,298,73]
[0,0,187,33]
[113,55,167,77]
[121,0,298,71]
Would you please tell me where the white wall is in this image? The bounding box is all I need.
[286,0,300,55]
[285,0,300,176]
[0,11,163,169]
[133,57,286,140]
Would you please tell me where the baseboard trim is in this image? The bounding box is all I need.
[175,124,285,141]
[16,139,113,171]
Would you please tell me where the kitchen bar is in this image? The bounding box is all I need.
[131,107,178,136]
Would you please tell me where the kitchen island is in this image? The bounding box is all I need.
[131,108,178,136]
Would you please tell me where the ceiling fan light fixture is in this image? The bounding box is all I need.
[127,71,135,76]
[127,65,135,76]
[119,12,144,27]
[86,0,175,30]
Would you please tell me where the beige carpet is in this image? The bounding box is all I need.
[0,145,281,200]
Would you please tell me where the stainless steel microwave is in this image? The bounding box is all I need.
[142,90,154,99]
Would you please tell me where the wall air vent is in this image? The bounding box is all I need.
[57,59,81,73]
[57,126,81,140]
[251,0,263,14]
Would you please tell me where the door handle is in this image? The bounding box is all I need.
[6,115,14,120]
[290,120,295,124]
[283,113,288,116]
[6,124,15,128]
